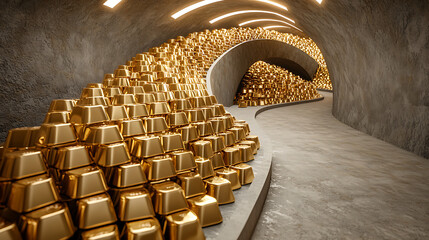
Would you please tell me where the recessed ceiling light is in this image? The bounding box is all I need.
[255,0,288,11]
[209,10,295,24]
[103,0,122,8]
[172,0,224,19]
[238,18,303,32]
[263,25,290,30]
[316,0,323,4]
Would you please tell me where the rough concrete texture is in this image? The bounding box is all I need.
[0,0,428,158]
[253,92,429,239]
[207,39,318,106]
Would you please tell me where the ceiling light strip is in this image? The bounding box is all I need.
[172,0,223,19]
[210,10,295,24]
[238,18,303,32]
[263,25,290,30]
[255,0,288,11]
[103,0,122,8]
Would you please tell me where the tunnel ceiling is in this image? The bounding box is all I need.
[0,0,428,158]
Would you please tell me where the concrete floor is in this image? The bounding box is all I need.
[252,92,429,239]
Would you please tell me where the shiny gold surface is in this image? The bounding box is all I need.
[49,99,76,112]
[109,163,147,188]
[53,145,92,170]
[1,151,46,180]
[222,147,241,166]
[94,142,131,167]
[122,218,163,240]
[228,127,246,143]
[75,193,117,229]
[8,175,59,213]
[193,122,214,137]
[80,224,120,240]
[203,135,225,153]
[167,112,190,128]
[131,136,164,158]
[246,135,260,149]
[36,123,77,147]
[127,104,149,118]
[215,168,241,190]
[142,156,176,181]
[176,125,199,143]
[191,140,214,159]
[70,105,109,125]
[236,144,254,162]
[209,152,225,170]
[170,150,197,173]
[106,105,129,121]
[239,140,258,155]
[204,177,235,205]
[43,111,70,124]
[218,132,235,147]
[149,102,171,116]
[19,203,75,240]
[84,125,123,145]
[119,119,146,138]
[4,127,40,149]
[0,218,22,240]
[177,172,206,198]
[163,209,205,240]
[187,195,222,227]
[161,133,184,152]
[145,117,168,133]
[151,181,188,215]
[61,166,108,199]
[195,157,215,179]
[231,163,254,185]
[115,188,155,222]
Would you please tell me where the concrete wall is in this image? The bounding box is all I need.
[0,0,427,158]
[207,39,319,106]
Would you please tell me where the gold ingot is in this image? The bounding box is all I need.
[169,84,182,91]
[142,156,176,181]
[103,87,121,99]
[170,99,192,112]
[237,144,254,162]
[161,133,184,152]
[130,136,164,158]
[152,92,166,102]
[239,140,257,155]
[19,203,75,240]
[84,125,123,145]
[234,123,250,136]
[209,95,218,105]
[204,176,234,205]
[156,84,170,92]
[189,97,206,108]
[103,78,114,88]
[80,225,119,240]
[94,142,131,167]
[119,119,146,138]
[163,209,205,240]
[187,195,222,227]
[195,157,214,179]
[208,105,222,117]
[112,94,136,106]
[8,176,59,213]
[43,111,70,124]
[0,219,22,240]
[136,93,155,104]
[246,135,260,149]
[224,115,235,129]
[185,109,205,123]
[61,166,108,199]
[126,104,149,118]
[124,86,144,95]
[36,123,77,147]
[109,163,148,188]
[170,150,196,173]
[209,152,225,169]
[145,117,168,133]
[114,68,131,78]
[78,96,110,106]
[165,77,179,84]
[122,218,163,240]
[238,101,248,108]
[75,193,117,229]
[81,88,104,99]
[151,181,187,215]
[54,145,92,170]
[149,102,170,116]
[201,96,214,106]
[167,112,189,128]
[141,74,154,82]
[216,168,241,190]
[191,140,214,159]
[222,147,241,166]
[203,135,225,152]
[218,131,235,147]
[213,104,226,115]
[1,151,46,180]
[142,83,157,93]
[231,163,254,185]
[135,65,153,73]
[193,122,213,137]
[0,181,11,206]
[177,172,206,198]
[200,108,214,120]
[115,189,155,222]
[87,83,103,88]
[106,106,129,121]
[173,90,188,99]
[48,99,76,112]
[4,126,40,149]
[70,105,109,125]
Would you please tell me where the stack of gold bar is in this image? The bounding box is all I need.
[0,26,332,239]
[234,61,322,107]
[312,66,333,90]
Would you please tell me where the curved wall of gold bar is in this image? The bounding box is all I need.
[206,39,319,106]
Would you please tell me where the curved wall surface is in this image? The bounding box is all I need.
[0,0,427,158]
[206,39,319,106]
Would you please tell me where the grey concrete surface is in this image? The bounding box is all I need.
[207,39,319,107]
[252,92,429,239]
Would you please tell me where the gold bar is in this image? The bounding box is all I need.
[70,105,109,125]
[231,163,254,185]
[218,131,235,147]
[94,142,131,167]
[239,140,257,155]
[80,224,119,240]
[163,209,205,240]
[246,135,260,149]
[203,135,225,153]
[209,119,225,134]
[126,104,149,119]
[130,136,164,158]
[209,152,225,169]
[78,96,110,106]
[176,172,206,198]
[185,109,205,123]
[36,123,77,147]
[8,175,59,213]
[61,166,108,199]
[83,125,123,145]
[169,99,192,111]
[193,122,213,137]
[229,127,245,143]
[124,86,144,95]
[167,112,190,128]
[1,151,46,180]
[222,147,241,166]
[112,94,136,106]
[54,145,92,170]
[189,96,207,108]
[115,188,155,222]
[176,125,198,143]
[135,93,155,104]
[19,203,75,240]
[200,108,214,120]
[142,156,176,181]
[106,105,130,121]
[75,193,117,229]
[109,163,147,188]
[103,88,121,99]
[216,168,241,190]
[160,133,184,152]
[80,88,104,99]
[145,117,168,133]
[195,157,215,179]
[122,218,163,240]
[237,144,254,162]
[119,119,146,138]
[43,111,70,124]
[149,102,171,116]
[191,140,214,159]
[170,150,196,173]
[151,181,188,215]
[0,218,22,240]
[4,127,40,149]
[187,195,222,227]
[48,99,76,112]
[204,176,235,205]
